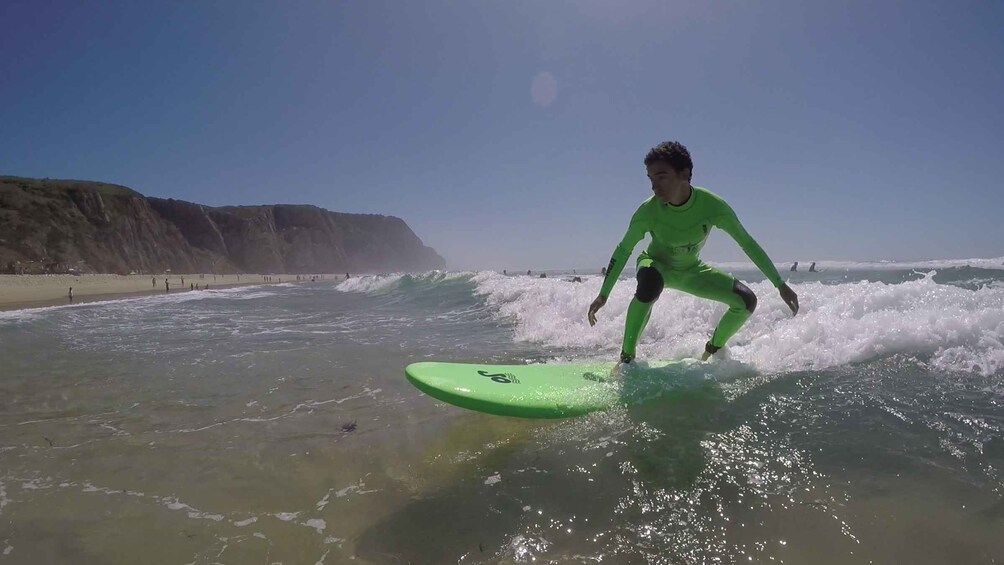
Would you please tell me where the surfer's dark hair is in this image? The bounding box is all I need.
[644,141,693,180]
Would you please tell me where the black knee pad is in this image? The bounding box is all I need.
[635,267,664,303]
[732,279,757,313]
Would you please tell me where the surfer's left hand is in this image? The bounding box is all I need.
[778,283,799,316]
[587,295,607,326]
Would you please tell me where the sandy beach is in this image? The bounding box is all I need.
[0,273,340,311]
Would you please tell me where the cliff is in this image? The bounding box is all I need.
[0,176,446,274]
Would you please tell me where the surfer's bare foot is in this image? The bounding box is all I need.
[610,350,635,377]
[606,351,630,377]
[702,342,720,362]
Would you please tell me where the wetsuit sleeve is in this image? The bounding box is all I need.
[599,208,648,298]
[712,204,784,288]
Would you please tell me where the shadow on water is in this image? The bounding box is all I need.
[353,415,538,564]
[620,363,734,489]
[354,361,759,564]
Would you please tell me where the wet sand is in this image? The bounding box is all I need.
[0,273,339,311]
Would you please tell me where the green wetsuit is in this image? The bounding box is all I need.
[599,186,784,357]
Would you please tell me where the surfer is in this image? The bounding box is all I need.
[587,141,799,363]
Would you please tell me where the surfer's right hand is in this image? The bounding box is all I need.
[778,283,799,316]
[587,295,607,326]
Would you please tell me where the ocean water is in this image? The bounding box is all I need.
[1,260,1003,564]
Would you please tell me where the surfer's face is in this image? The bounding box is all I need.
[646,162,689,204]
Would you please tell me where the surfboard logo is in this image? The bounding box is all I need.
[477,370,520,384]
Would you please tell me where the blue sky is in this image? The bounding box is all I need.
[2,0,1002,270]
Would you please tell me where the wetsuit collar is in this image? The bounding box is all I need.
[661,184,696,212]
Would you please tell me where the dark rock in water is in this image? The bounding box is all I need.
[0,176,446,274]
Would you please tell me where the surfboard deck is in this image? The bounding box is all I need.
[405,361,622,418]
[405,361,626,419]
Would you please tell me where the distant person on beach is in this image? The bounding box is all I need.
[152,277,156,287]
[809,262,817,272]
[165,280,170,292]
[587,140,798,364]
[790,261,798,272]
[191,283,194,290]
[68,287,73,301]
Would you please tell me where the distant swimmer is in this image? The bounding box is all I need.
[587,140,798,364]
[809,262,817,272]
[790,261,798,272]
[601,267,606,275]
[527,270,532,276]
[539,273,547,278]
[503,269,507,275]
[571,276,583,283]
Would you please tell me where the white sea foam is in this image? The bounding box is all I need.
[334,270,475,294]
[715,256,1004,272]
[335,274,406,293]
[0,283,278,323]
[0,481,9,515]
[471,270,1004,376]
[303,518,326,533]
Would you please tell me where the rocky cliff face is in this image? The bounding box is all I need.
[0,176,446,274]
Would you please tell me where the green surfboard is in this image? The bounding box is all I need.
[405,361,624,419]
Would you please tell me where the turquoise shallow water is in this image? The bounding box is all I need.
[1,262,1003,563]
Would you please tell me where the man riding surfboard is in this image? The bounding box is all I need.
[587,141,799,363]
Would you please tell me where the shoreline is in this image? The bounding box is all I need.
[0,273,343,312]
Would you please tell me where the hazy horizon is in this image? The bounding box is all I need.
[2,1,1002,270]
